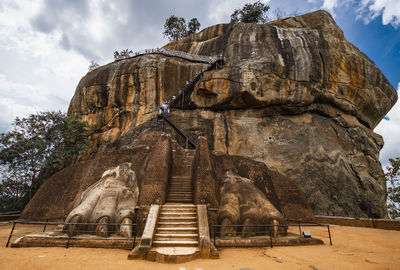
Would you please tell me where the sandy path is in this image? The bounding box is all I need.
[0,222,399,270]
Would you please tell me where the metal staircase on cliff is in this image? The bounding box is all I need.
[169,56,224,110]
[156,54,224,149]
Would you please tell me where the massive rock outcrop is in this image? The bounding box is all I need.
[39,10,397,219]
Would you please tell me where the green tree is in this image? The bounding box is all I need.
[230,1,270,23]
[0,111,90,212]
[163,15,187,41]
[163,16,201,41]
[88,60,100,71]
[386,157,400,219]
[113,49,133,60]
[187,18,201,35]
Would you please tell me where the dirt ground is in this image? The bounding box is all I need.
[0,222,399,270]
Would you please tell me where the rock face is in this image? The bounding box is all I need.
[22,131,310,237]
[55,10,397,218]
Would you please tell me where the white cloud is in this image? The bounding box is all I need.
[375,82,400,167]
[321,0,338,13]
[0,0,88,132]
[358,0,400,27]
[0,74,64,132]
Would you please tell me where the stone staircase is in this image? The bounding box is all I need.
[153,203,198,248]
[167,144,195,203]
[153,144,197,248]
[129,142,216,262]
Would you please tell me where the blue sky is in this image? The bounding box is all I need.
[0,0,398,167]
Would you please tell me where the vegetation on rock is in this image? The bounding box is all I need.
[88,60,99,71]
[230,1,270,23]
[386,157,400,219]
[0,111,90,212]
[163,15,201,41]
[113,49,133,60]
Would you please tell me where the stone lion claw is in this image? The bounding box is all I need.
[63,163,139,238]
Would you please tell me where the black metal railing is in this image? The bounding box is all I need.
[170,57,225,110]
[211,223,332,248]
[5,220,138,249]
[156,115,196,149]
[0,211,21,222]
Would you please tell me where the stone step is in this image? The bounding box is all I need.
[167,198,193,201]
[168,181,192,184]
[159,212,196,216]
[157,222,198,227]
[168,186,192,189]
[167,194,193,197]
[170,176,192,180]
[168,185,192,188]
[168,189,193,193]
[168,193,193,197]
[152,240,198,247]
[160,208,196,211]
[167,199,194,203]
[160,207,196,211]
[154,233,198,238]
[157,227,198,233]
[158,216,196,222]
[168,180,192,184]
[167,195,193,199]
[154,236,198,241]
[162,204,195,208]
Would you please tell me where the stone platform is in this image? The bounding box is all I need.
[11,231,137,250]
[145,247,201,263]
[215,235,324,247]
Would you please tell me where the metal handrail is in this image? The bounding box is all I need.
[114,47,220,64]
[170,57,224,110]
[159,115,196,149]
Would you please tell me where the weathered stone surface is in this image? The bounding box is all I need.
[33,10,397,220]
[165,11,396,130]
[68,55,207,152]
[21,131,164,220]
[166,109,387,217]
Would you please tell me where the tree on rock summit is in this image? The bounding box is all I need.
[163,15,201,41]
[230,1,270,23]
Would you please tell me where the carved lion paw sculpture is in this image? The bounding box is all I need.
[63,162,139,238]
[218,171,287,237]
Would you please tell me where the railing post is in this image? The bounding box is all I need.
[43,219,49,232]
[6,221,16,247]
[66,227,72,249]
[268,225,273,248]
[132,224,137,249]
[327,225,332,246]
[298,223,302,235]
[185,138,189,149]
[213,226,216,246]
